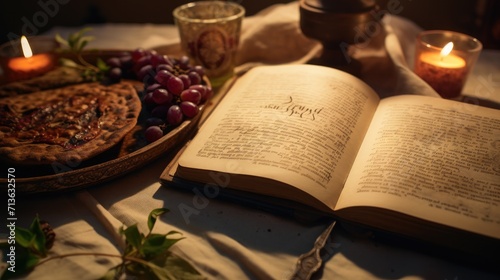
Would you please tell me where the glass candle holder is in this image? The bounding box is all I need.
[0,36,58,84]
[173,1,245,88]
[414,30,482,99]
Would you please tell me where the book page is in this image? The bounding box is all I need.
[337,95,500,238]
[178,64,379,209]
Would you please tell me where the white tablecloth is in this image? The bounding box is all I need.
[4,2,500,279]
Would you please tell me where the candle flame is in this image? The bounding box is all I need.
[20,36,33,58]
[440,42,454,57]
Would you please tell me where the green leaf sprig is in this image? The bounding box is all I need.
[55,27,109,81]
[0,215,49,279]
[105,208,204,280]
[0,208,205,280]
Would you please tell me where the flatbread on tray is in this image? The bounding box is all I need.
[0,66,89,97]
[0,81,142,165]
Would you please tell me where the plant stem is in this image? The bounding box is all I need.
[34,252,178,279]
[35,253,164,278]
[36,252,123,266]
[35,252,151,268]
[36,250,161,272]
[77,54,100,72]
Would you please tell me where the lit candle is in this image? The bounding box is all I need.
[414,41,467,98]
[420,42,466,68]
[4,36,55,82]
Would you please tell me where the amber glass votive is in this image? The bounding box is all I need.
[173,1,245,88]
[0,36,58,83]
[414,30,482,99]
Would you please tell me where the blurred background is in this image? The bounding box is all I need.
[0,0,499,49]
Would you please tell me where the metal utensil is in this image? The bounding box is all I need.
[290,220,336,280]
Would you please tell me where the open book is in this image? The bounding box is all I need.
[160,64,500,257]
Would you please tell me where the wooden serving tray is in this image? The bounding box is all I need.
[0,113,202,194]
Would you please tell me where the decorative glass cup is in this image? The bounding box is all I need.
[414,30,482,99]
[173,1,245,88]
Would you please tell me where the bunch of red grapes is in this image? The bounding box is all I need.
[105,48,213,143]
